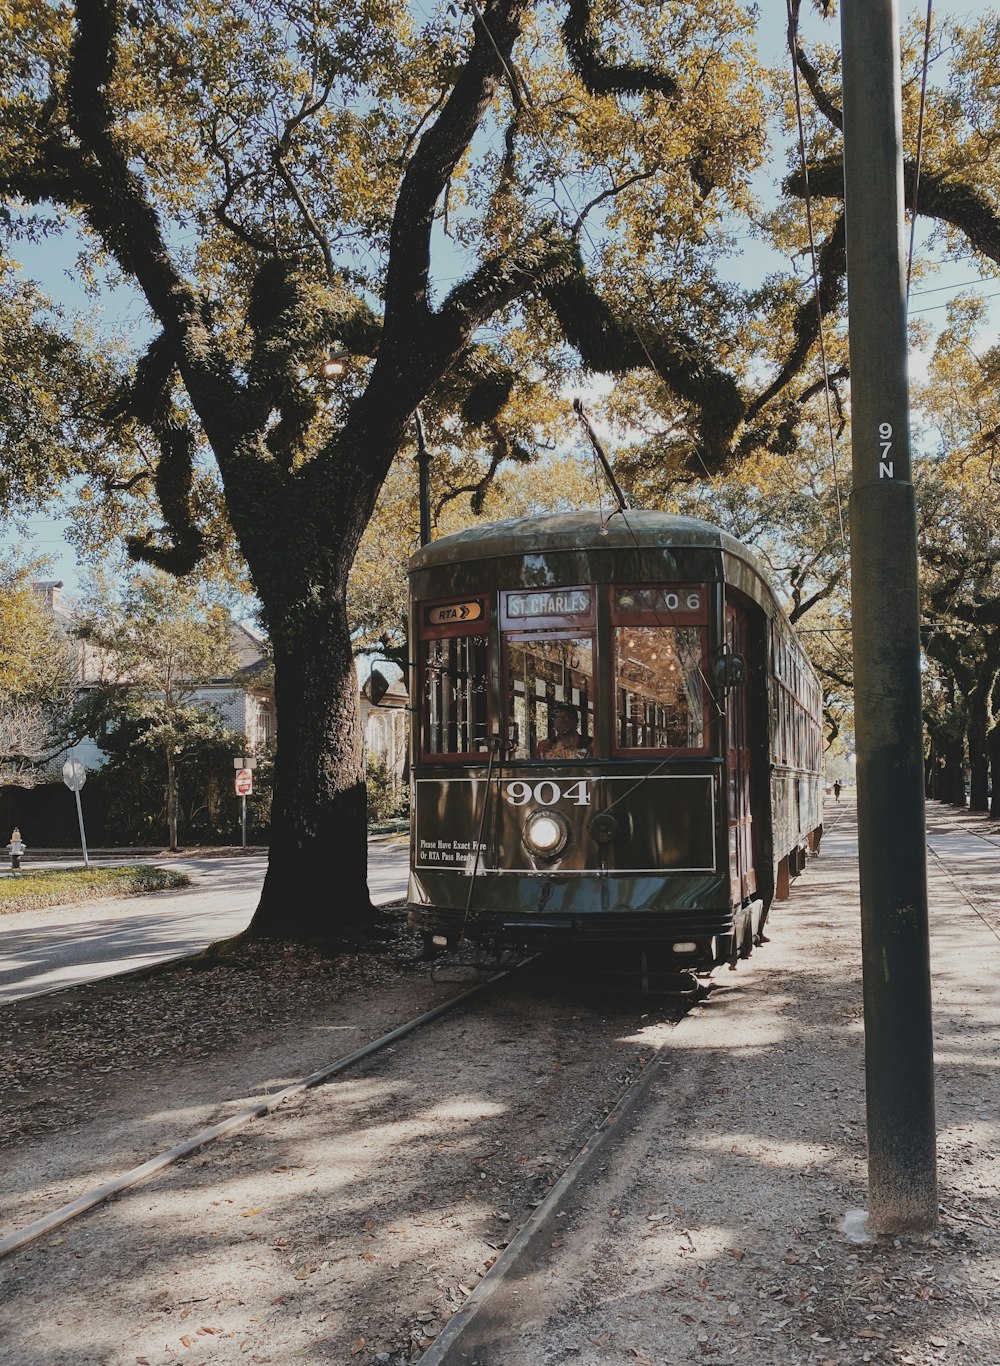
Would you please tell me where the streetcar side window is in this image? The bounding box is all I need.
[613,625,707,752]
[419,598,489,759]
[506,635,595,760]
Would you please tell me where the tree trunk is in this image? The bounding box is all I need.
[166,747,178,850]
[941,734,966,807]
[243,583,374,944]
[968,681,989,813]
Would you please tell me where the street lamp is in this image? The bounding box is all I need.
[321,352,349,380]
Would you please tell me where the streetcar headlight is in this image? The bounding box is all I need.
[522,809,569,858]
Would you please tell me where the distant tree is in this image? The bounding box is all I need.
[71,570,238,848]
[0,553,78,784]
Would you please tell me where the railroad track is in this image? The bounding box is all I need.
[0,949,697,1260]
[1,951,701,1365]
[0,964,520,1261]
[414,1021,680,1366]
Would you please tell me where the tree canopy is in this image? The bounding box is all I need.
[8,1,1000,936]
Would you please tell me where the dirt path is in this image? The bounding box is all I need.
[1,798,998,1366]
[0,934,683,1365]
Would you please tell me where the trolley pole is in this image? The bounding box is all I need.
[414,408,432,548]
[840,0,937,1232]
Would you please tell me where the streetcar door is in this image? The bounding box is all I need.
[726,602,756,904]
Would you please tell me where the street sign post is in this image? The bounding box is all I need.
[234,767,253,847]
[62,757,90,868]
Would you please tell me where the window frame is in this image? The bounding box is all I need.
[609,583,711,758]
[417,595,491,764]
[502,627,598,763]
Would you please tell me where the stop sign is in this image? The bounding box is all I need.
[62,757,87,792]
[235,768,253,796]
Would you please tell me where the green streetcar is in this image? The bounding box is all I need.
[407,510,823,970]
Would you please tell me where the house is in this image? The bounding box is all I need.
[186,620,276,755]
[360,664,408,794]
[33,580,276,769]
[33,582,407,781]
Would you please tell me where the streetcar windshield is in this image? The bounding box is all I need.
[614,625,706,752]
[506,634,594,760]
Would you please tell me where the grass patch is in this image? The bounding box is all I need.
[0,865,190,913]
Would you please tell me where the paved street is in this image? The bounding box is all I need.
[0,840,409,1003]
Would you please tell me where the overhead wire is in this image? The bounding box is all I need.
[907,0,935,299]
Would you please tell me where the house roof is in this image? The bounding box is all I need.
[228,620,269,675]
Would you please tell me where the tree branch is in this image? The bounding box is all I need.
[541,250,745,474]
[742,215,847,429]
[380,0,531,351]
[786,158,1000,267]
[562,0,680,102]
[787,0,843,131]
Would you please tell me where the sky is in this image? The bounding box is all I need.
[4,0,1000,596]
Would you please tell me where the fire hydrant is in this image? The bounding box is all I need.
[8,828,25,871]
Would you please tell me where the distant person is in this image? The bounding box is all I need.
[537,702,591,760]
[833,780,842,802]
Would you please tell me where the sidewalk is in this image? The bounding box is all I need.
[442,798,1000,1365]
[0,841,409,1002]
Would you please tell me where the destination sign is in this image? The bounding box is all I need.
[425,600,484,627]
[506,588,592,619]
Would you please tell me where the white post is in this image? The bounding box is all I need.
[75,789,90,868]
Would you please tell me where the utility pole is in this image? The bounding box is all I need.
[840,0,937,1232]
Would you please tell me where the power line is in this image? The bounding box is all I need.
[909,288,1000,315]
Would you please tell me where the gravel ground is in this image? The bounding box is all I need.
[0,798,997,1366]
[0,922,685,1364]
[434,798,1000,1366]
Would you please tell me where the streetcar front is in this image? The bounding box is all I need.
[406,514,739,964]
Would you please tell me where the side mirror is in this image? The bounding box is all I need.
[713,653,746,691]
[363,668,390,706]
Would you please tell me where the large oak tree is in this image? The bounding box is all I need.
[10,1,1000,940]
[1,0,781,942]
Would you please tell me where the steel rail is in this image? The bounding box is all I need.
[416,1023,679,1365]
[0,964,523,1260]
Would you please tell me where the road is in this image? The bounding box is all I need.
[0,840,410,1004]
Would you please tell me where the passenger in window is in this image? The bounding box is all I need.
[537,702,591,759]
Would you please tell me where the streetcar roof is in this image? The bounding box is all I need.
[409,509,758,574]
